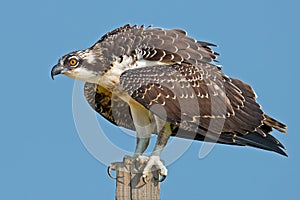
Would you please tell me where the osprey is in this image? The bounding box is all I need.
[51,24,287,180]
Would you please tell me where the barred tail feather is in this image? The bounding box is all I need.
[234,115,288,156]
[263,114,288,133]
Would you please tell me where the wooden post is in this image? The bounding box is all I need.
[108,156,161,200]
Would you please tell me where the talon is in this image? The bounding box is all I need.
[107,165,116,179]
[158,174,167,182]
[142,174,150,184]
[153,171,167,182]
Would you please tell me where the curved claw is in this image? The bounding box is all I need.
[153,172,167,182]
[142,172,166,183]
[142,174,150,184]
[158,174,167,182]
[107,166,116,179]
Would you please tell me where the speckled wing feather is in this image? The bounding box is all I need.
[131,47,185,63]
[84,83,135,130]
[90,24,218,67]
[120,63,287,155]
[120,62,263,134]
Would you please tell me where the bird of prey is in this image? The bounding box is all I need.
[51,24,287,179]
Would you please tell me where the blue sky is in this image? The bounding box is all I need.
[1,0,299,199]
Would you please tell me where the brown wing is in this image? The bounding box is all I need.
[84,83,135,130]
[90,24,218,66]
[120,62,263,134]
[120,63,288,156]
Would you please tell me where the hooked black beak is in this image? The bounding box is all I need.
[51,64,65,80]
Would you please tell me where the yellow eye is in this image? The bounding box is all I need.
[69,58,78,67]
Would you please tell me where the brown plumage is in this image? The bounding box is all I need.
[53,24,288,158]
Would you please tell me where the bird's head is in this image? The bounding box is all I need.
[51,49,107,83]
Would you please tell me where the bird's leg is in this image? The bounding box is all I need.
[142,116,172,180]
[129,104,153,163]
[134,131,152,167]
[134,137,150,157]
[127,129,152,172]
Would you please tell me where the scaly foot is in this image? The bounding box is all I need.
[142,155,167,182]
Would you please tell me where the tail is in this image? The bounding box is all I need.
[234,115,288,156]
